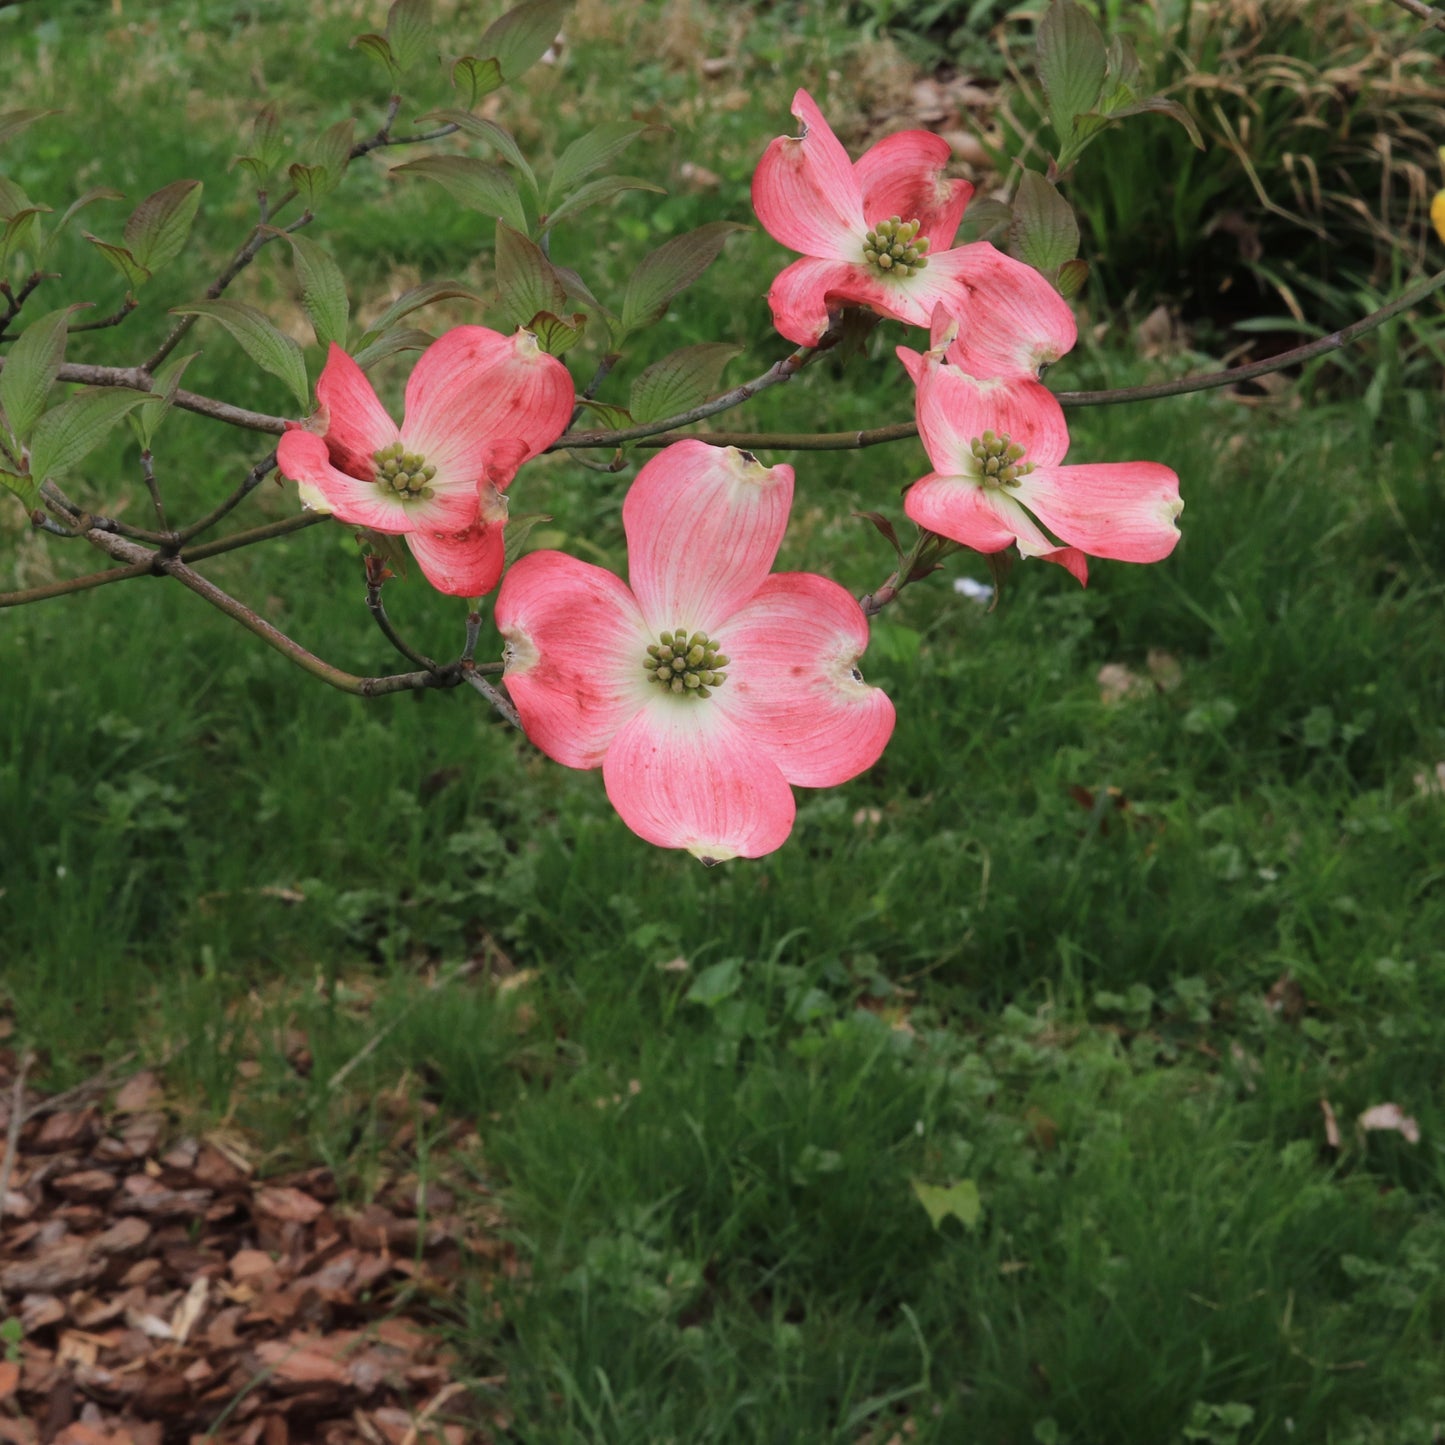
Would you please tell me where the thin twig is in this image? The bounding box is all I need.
[461,663,520,727]
[181,510,327,562]
[630,264,1445,453]
[365,578,443,675]
[69,297,139,333]
[0,513,327,611]
[0,1051,34,1224]
[461,610,482,663]
[175,451,279,543]
[74,523,457,697]
[140,450,169,533]
[18,1050,138,1123]
[554,335,833,450]
[568,351,622,428]
[1381,0,1445,29]
[0,559,153,608]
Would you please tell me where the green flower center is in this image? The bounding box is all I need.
[863,215,931,278]
[372,440,437,500]
[644,628,730,699]
[970,430,1036,489]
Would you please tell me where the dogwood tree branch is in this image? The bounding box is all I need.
[628,264,1445,451]
[0,513,322,611]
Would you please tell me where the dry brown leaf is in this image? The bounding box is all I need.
[111,1073,161,1115]
[253,1187,326,1224]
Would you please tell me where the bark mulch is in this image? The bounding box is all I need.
[0,1049,515,1445]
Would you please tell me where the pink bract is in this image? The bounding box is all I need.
[898,345,1183,586]
[275,327,574,597]
[751,89,1076,370]
[495,439,896,863]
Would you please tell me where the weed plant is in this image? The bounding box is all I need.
[1000,1,1445,341]
[3,1,1445,1441]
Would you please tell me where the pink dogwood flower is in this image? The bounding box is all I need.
[751,89,1077,367]
[898,343,1183,586]
[495,440,896,862]
[276,327,574,597]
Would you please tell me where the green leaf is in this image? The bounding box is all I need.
[572,397,632,431]
[279,232,350,348]
[422,110,538,199]
[685,959,743,1008]
[391,155,528,233]
[295,117,356,203]
[1036,0,1107,157]
[526,310,586,356]
[619,221,747,334]
[544,174,664,233]
[501,509,553,567]
[123,180,203,274]
[451,55,504,108]
[0,467,37,510]
[0,110,58,149]
[910,1178,982,1231]
[494,220,566,330]
[478,0,569,84]
[351,326,435,371]
[547,120,661,209]
[27,387,159,486]
[0,307,74,443]
[0,176,32,220]
[84,234,151,289]
[1057,257,1089,298]
[352,32,398,83]
[286,163,327,209]
[550,262,610,319]
[49,187,123,246]
[354,279,482,348]
[629,342,740,424]
[0,207,46,271]
[1101,95,1205,149]
[386,0,434,72]
[235,104,287,185]
[1009,170,1079,274]
[131,350,199,449]
[172,299,310,411]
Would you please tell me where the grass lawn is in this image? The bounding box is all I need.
[3,1,1445,1440]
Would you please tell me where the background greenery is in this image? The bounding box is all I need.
[3,0,1444,1440]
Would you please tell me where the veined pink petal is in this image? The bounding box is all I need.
[314,344,399,476]
[718,573,895,788]
[603,701,796,862]
[855,130,973,250]
[911,357,1069,475]
[277,428,415,534]
[765,255,940,345]
[774,241,1052,335]
[751,89,866,261]
[904,472,1021,554]
[980,488,1090,584]
[400,326,574,487]
[496,550,652,769]
[624,440,793,634]
[406,517,506,598]
[926,244,1079,377]
[1012,462,1183,563]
